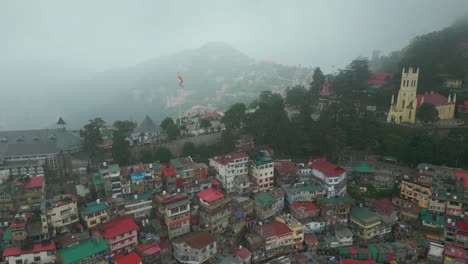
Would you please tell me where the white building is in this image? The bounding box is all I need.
[2,242,56,264]
[209,152,249,193]
[99,163,122,198]
[310,160,347,197]
[41,194,79,236]
[173,231,217,264]
[250,151,274,192]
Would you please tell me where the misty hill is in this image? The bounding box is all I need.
[49,42,314,129]
[375,16,468,91]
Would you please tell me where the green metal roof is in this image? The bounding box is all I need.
[92,172,103,186]
[318,197,354,205]
[124,192,153,202]
[354,163,373,173]
[81,201,108,216]
[59,238,109,264]
[255,192,275,208]
[2,227,12,241]
[295,182,324,192]
[351,206,379,221]
[419,208,445,226]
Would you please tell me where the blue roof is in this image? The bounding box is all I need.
[131,171,145,181]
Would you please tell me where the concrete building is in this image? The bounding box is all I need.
[400,179,431,208]
[197,188,231,233]
[209,152,249,194]
[99,163,122,198]
[2,241,56,264]
[309,159,347,197]
[41,194,79,236]
[154,192,191,239]
[123,192,153,219]
[172,231,217,264]
[12,175,45,211]
[289,202,320,220]
[318,197,353,225]
[281,182,327,203]
[250,151,274,192]
[274,160,298,186]
[92,215,139,254]
[349,206,391,240]
[80,199,109,228]
[171,156,195,186]
[257,216,304,258]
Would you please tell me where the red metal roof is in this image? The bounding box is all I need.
[371,198,396,216]
[320,83,330,96]
[367,72,393,85]
[455,170,468,189]
[13,175,44,189]
[197,188,225,203]
[3,242,55,257]
[93,215,139,239]
[233,247,251,259]
[444,245,468,260]
[136,242,161,255]
[456,219,468,231]
[416,93,452,107]
[340,260,377,264]
[275,160,297,174]
[291,202,319,212]
[311,160,345,177]
[112,252,142,264]
[162,165,175,176]
[210,152,248,165]
[260,220,292,238]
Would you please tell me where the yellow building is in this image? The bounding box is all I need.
[400,180,431,208]
[349,206,382,240]
[387,67,456,124]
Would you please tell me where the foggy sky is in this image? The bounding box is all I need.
[2,0,467,74]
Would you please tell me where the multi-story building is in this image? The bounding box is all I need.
[281,182,327,203]
[124,192,153,219]
[234,174,251,195]
[197,188,231,233]
[164,196,191,239]
[274,160,298,186]
[209,152,249,194]
[289,202,320,220]
[309,159,346,197]
[144,162,162,192]
[254,191,278,220]
[444,219,468,249]
[99,163,122,198]
[41,194,79,236]
[92,215,139,254]
[2,241,56,264]
[275,215,305,251]
[400,179,431,208]
[392,197,420,222]
[92,172,105,198]
[12,175,45,210]
[257,219,294,258]
[230,195,254,222]
[162,165,177,193]
[58,236,110,264]
[318,197,353,225]
[172,231,217,264]
[0,118,82,177]
[80,199,109,228]
[250,151,274,192]
[349,206,390,240]
[171,157,195,186]
[154,192,191,239]
[10,213,30,241]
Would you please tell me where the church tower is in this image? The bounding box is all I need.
[387,67,419,124]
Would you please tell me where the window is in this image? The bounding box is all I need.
[34,256,41,261]
[16,260,23,264]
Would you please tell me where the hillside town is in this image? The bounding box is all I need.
[0,67,468,264]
